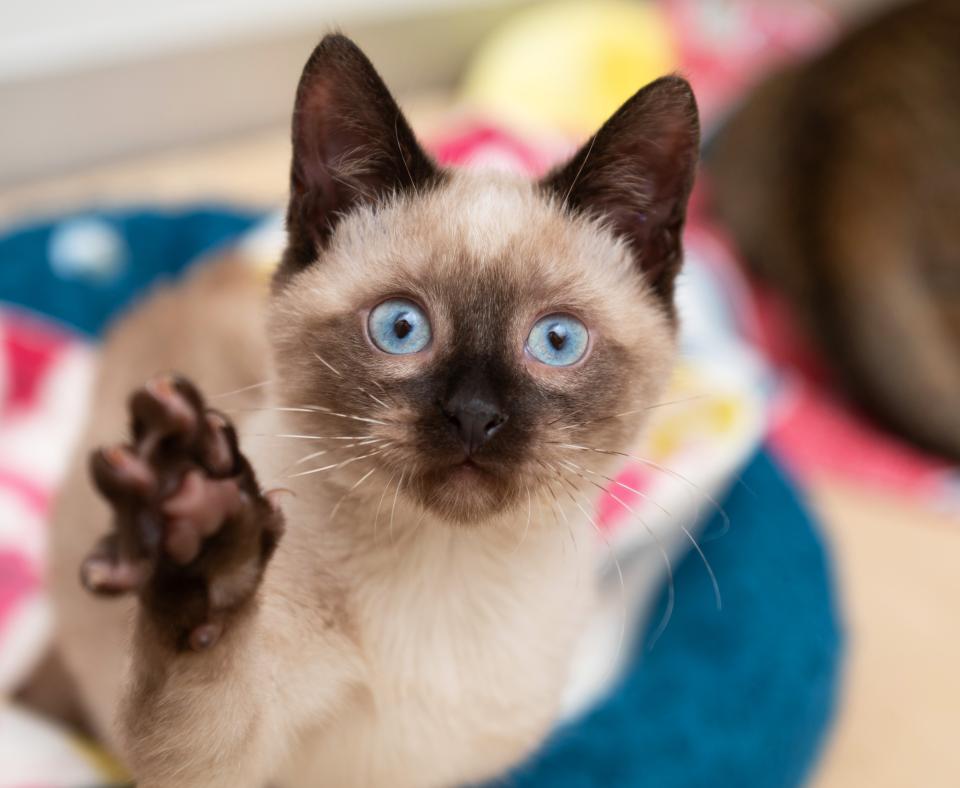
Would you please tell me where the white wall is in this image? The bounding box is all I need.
[0,0,528,184]
[0,0,898,82]
[0,0,490,80]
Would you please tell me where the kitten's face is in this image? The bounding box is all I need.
[270,35,698,524]
[270,174,675,522]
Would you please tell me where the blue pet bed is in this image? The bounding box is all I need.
[0,208,843,788]
[507,452,842,788]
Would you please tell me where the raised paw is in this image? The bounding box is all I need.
[81,375,284,651]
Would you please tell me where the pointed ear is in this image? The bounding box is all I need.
[541,76,700,305]
[280,34,440,277]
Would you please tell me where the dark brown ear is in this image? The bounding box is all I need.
[541,76,700,305]
[280,34,439,278]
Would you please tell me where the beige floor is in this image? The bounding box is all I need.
[809,480,960,788]
[3,127,959,788]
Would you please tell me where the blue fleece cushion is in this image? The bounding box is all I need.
[0,208,842,787]
[0,206,260,335]
[505,452,843,788]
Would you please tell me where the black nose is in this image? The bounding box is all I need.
[442,394,507,455]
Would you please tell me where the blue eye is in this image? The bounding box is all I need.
[368,298,431,355]
[526,314,589,366]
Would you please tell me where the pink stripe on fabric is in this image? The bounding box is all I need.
[1,310,70,414]
[0,467,51,517]
[0,550,41,625]
[596,465,652,530]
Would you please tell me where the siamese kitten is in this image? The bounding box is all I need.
[47,35,699,787]
[707,0,960,459]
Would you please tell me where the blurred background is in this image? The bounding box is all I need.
[0,0,891,204]
[1,0,958,786]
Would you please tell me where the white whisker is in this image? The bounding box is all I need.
[235,405,393,427]
[555,396,708,431]
[561,460,721,613]
[549,464,628,675]
[330,467,378,522]
[287,448,386,479]
[290,447,330,467]
[390,471,406,542]
[273,433,379,442]
[312,352,343,378]
[510,485,533,555]
[573,468,677,644]
[361,388,391,410]
[560,459,671,519]
[550,442,732,536]
[373,471,399,543]
[561,133,598,208]
[394,111,418,194]
[536,462,568,550]
[209,379,274,400]
[289,438,386,468]
[408,504,429,540]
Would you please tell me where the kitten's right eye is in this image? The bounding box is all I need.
[368,298,431,355]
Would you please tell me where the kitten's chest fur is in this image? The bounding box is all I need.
[276,483,595,786]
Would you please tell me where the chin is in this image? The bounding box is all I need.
[413,463,520,525]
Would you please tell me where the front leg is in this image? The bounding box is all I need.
[82,376,358,787]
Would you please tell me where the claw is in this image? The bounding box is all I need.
[81,554,146,595]
[130,375,200,446]
[202,411,236,476]
[90,445,156,500]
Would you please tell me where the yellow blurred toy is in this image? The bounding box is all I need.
[462,0,679,136]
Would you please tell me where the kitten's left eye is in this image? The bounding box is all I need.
[526,314,589,367]
[368,298,431,354]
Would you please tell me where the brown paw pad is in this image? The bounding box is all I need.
[161,472,242,564]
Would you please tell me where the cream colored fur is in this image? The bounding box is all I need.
[49,171,677,787]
